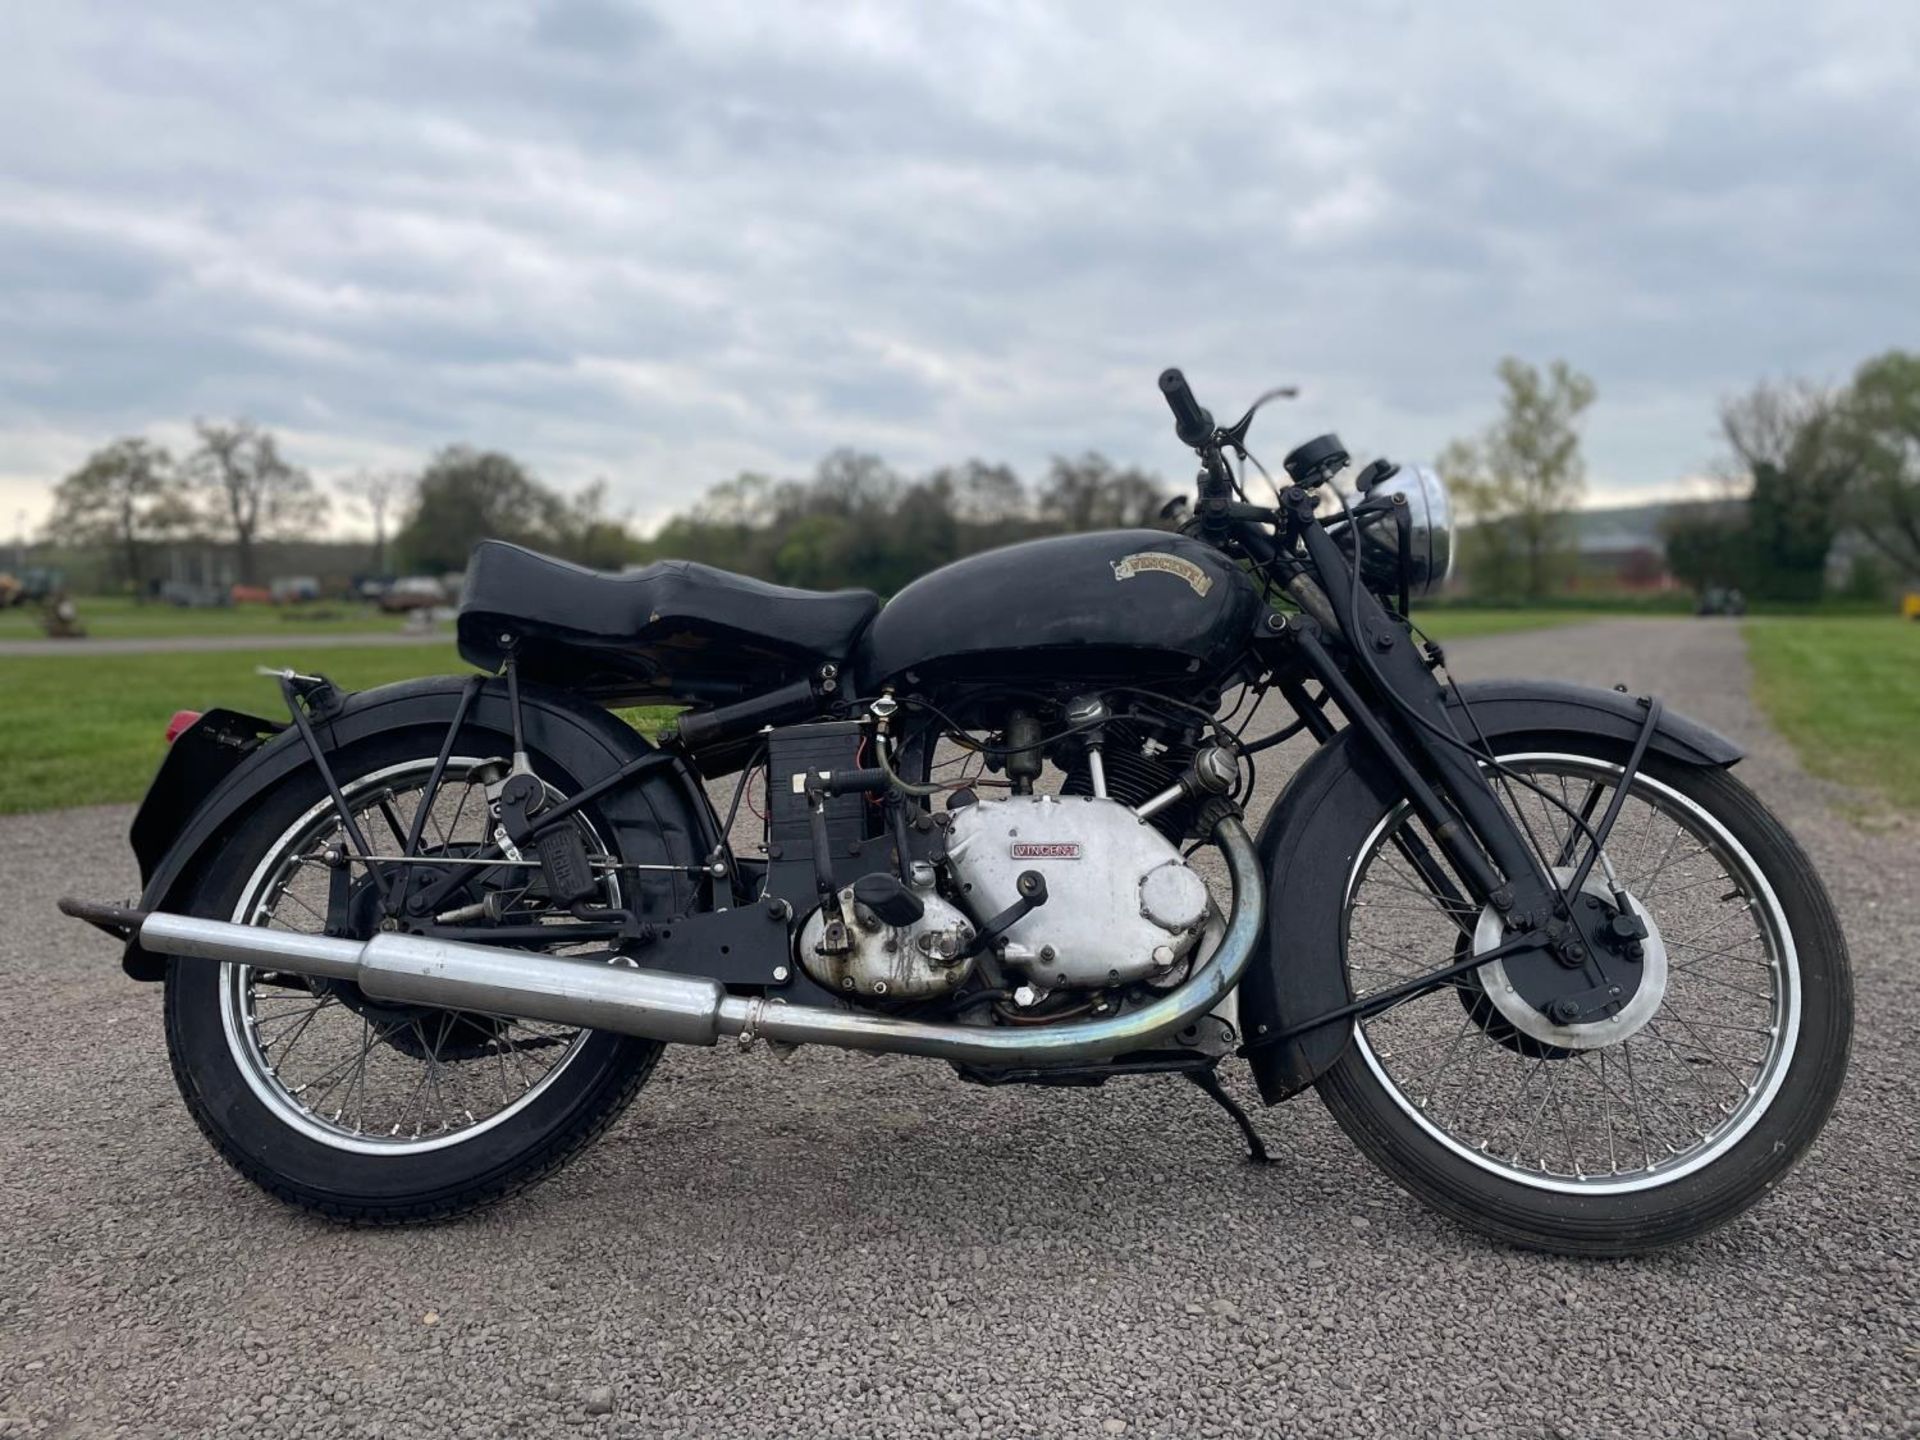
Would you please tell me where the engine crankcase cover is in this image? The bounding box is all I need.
[944,793,1209,989]
[796,883,978,1000]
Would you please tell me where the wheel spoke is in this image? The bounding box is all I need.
[1344,752,1793,1193]
[228,759,604,1151]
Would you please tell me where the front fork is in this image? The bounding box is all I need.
[1248,495,1655,1002]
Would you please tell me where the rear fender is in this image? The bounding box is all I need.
[120,675,719,981]
[130,708,285,884]
[1239,679,1742,1104]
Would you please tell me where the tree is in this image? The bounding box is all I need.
[45,439,192,598]
[635,448,1164,593]
[809,449,901,518]
[689,472,779,532]
[187,420,327,584]
[338,469,407,576]
[1719,380,1860,602]
[551,480,639,570]
[771,512,856,589]
[1037,453,1163,531]
[1843,350,1920,580]
[938,460,1026,527]
[1439,437,1523,600]
[1440,358,1597,600]
[1662,500,1751,594]
[394,446,568,573]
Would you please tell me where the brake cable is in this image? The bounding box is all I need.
[1242,924,1551,1050]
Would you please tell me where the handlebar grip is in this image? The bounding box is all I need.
[1158,368,1215,447]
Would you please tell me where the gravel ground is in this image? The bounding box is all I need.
[0,618,1912,1439]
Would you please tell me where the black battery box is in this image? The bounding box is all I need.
[765,719,870,877]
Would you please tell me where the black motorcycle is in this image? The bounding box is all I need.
[63,371,1850,1254]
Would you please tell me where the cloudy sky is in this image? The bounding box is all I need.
[2,1,1914,538]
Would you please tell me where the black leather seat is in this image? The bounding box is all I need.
[457,541,880,701]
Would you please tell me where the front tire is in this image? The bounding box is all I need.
[163,729,667,1223]
[1315,742,1851,1255]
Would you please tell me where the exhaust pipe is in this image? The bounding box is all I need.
[82,818,1265,1069]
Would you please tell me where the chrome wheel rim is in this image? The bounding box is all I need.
[1344,753,1800,1195]
[219,757,616,1155]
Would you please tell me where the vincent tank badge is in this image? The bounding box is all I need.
[1111,551,1214,597]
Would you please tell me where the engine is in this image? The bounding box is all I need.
[1059,717,1199,844]
[788,689,1229,1014]
[793,792,1214,1004]
[943,793,1212,991]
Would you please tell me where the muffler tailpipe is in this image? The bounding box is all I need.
[136,911,732,1047]
[119,817,1266,1067]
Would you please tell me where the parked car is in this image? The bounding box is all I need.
[159,581,229,608]
[0,566,66,607]
[378,576,448,612]
[1696,586,1747,616]
[270,576,322,604]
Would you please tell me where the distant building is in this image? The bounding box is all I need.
[1568,510,1675,592]
[157,543,237,605]
[1454,501,1686,596]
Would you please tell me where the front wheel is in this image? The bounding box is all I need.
[1316,742,1851,1255]
[164,730,666,1223]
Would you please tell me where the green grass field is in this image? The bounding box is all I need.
[0,642,684,816]
[1745,615,1920,813]
[0,594,408,641]
[0,645,472,815]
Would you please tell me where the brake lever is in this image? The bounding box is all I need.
[1217,385,1300,454]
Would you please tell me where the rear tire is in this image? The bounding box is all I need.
[1315,745,1851,1256]
[163,727,668,1223]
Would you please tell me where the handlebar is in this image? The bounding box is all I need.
[1150,367,1332,618]
[1158,368,1215,449]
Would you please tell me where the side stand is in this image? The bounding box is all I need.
[1186,1067,1272,1166]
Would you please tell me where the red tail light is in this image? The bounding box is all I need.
[165,710,203,745]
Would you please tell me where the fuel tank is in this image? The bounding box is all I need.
[855,529,1262,688]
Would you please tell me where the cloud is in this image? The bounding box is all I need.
[1,0,1914,535]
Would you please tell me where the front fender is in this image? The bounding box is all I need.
[1238,679,1742,1104]
[120,675,719,981]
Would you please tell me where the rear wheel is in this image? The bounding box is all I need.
[164,731,666,1222]
[1315,742,1851,1255]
